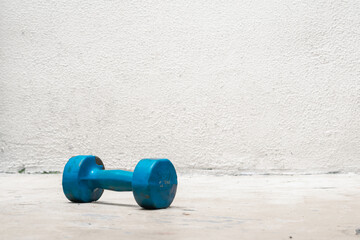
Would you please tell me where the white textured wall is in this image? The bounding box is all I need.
[1,0,359,174]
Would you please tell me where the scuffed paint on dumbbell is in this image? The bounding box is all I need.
[62,155,177,209]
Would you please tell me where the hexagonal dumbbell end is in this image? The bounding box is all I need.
[62,155,106,203]
[132,159,178,209]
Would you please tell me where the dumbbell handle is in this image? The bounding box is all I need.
[84,169,133,191]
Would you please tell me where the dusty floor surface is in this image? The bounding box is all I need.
[0,173,359,240]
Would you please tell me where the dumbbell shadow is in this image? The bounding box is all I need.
[93,201,139,208]
[62,155,178,210]
[95,201,178,210]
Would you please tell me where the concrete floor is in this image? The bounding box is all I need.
[0,173,359,240]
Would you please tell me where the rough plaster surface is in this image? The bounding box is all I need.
[0,1,359,173]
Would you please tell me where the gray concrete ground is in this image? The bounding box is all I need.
[0,173,359,239]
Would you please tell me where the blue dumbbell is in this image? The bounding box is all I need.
[62,155,177,209]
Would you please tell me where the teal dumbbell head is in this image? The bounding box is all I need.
[62,155,178,209]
